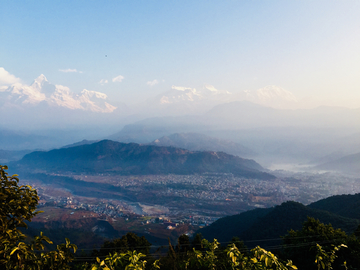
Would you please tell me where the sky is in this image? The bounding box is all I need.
[1,0,360,107]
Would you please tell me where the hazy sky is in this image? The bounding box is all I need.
[1,1,360,106]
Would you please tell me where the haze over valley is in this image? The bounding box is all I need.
[2,1,360,263]
[2,62,360,246]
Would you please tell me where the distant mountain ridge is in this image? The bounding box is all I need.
[135,84,302,117]
[0,149,32,163]
[315,152,360,175]
[61,139,99,148]
[150,133,256,158]
[13,140,274,179]
[0,129,52,151]
[138,85,233,116]
[204,101,360,129]
[109,101,360,147]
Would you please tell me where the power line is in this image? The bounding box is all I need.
[71,237,349,260]
[71,232,350,251]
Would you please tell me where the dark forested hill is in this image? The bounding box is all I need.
[198,201,360,248]
[13,140,274,179]
[309,193,360,220]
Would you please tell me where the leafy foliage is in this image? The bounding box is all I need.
[0,165,40,246]
[93,232,151,258]
[0,165,77,269]
[157,238,297,270]
[90,250,153,270]
[282,217,349,270]
[314,243,347,270]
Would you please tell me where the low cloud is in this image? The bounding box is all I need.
[171,85,192,91]
[99,79,108,85]
[59,68,82,73]
[0,67,21,86]
[147,79,159,86]
[112,75,124,83]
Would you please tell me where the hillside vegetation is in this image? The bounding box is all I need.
[198,201,360,247]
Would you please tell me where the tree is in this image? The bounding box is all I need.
[0,165,40,247]
[314,243,347,270]
[0,165,77,269]
[93,232,151,258]
[176,234,191,254]
[0,164,44,268]
[191,233,204,251]
[282,217,348,269]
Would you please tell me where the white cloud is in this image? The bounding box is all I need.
[99,79,108,85]
[0,67,21,86]
[147,79,159,86]
[59,68,81,73]
[171,85,192,91]
[112,75,124,83]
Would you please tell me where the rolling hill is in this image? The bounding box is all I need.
[13,140,274,179]
[197,200,360,248]
[308,193,360,220]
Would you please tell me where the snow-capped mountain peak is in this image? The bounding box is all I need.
[238,85,298,109]
[80,89,108,100]
[0,74,116,113]
[256,85,298,103]
[31,74,48,91]
[34,74,48,84]
[171,85,192,91]
[78,89,116,113]
[204,84,218,92]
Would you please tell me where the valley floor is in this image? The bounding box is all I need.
[21,169,360,246]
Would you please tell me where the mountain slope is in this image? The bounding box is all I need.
[309,193,360,220]
[61,139,99,148]
[204,101,360,129]
[150,133,256,158]
[0,129,54,150]
[315,152,360,175]
[136,85,232,116]
[13,140,275,179]
[0,149,32,163]
[198,201,359,247]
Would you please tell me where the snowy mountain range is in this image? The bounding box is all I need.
[0,67,301,119]
[136,84,300,117]
[239,85,298,109]
[0,74,116,113]
[136,84,232,116]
